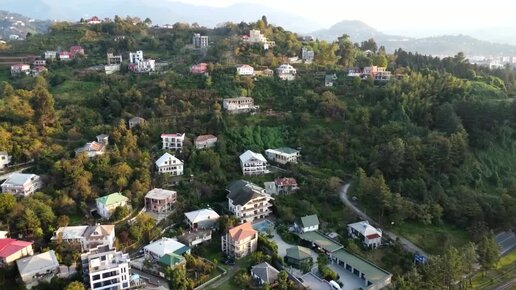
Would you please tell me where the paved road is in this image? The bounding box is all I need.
[338,183,428,257]
[206,265,237,289]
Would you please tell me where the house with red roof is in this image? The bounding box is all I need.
[10,64,30,76]
[69,45,85,58]
[221,222,258,258]
[58,51,71,61]
[0,238,34,267]
[86,16,101,24]
[347,220,382,249]
[190,63,208,74]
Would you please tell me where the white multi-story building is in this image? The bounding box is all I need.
[239,150,268,175]
[301,47,315,63]
[244,30,275,50]
[1,173,42,197]
[155,153,184,175]
[221,222,258,258]
[161,133,185,150]
[0,152,11,170]
[226,180,274,223]
[44,51,57,60]
[265,147,301,164]
[82,246,131,290]
[276,64,297,81]
[236,64,255,76]
[128,50,155,73]
[192,33,208,48]
[10,64,30,76]
[223,97,258,114]
[347,220,382,248]
[52,224,115,252]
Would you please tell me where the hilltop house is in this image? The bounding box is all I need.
[185,208,220,230]
[192,33,208,49]
[58,51,71,61]
[0,152,11,169]
[145,188,177,214]
[128,50,155,73]
[81,246,130,290]
[155,153,184,175]
[347,220,382,248]
[265,147,300,165]
[86,16,102,24]
[240,150,268,175]
[0,238,34,267]
[52,224,115,252]
[95,193,130,220]
[276,64,296,81]
[10,64,30,76]
[194,134,218,149]
[1,173,42,197]
[222,223,258,258]
[17,250,59,288]
[244,30,275,50]
[75,134,109,158]
[223,97,258,114]
[295,214,320,233]
[161,133,185,150]
[226,180,273,223]
[236,64,254,76]
[128,117,145,129]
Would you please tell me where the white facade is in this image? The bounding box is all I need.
[265,147,300,164]
[84,247,131,290]
[240,150,268,175]
[161,133,185,150]
[347,221,382,248]
[194,135,218,149]
[223,97,257,113]
[1,173,42,197]
[155,153,184,175]
[192,33,208,48]
[301,47,315,63]
[128,50,155,73]
[96,193,130,220]
[10,64,30,76]
[0,152,11,169]
[226,180,274,223]
[276,64,297,81]
[52,225,115,252]
[17,250,59,287]
[44,51,57,60]
[236,64,255,76]
[245,30,275,50]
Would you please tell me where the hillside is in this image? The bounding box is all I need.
[0,10,51,40]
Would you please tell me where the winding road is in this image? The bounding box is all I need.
[339,183,428,257]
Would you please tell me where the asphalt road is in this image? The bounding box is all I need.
[338,183,428,257]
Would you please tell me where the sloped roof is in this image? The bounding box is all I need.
[266,147,299,155]
[0,238,32,258]
[75,141,105,153]
[300,215,319,228]
[161,133,185,138]
[226,180,268,206]
[347,221,382,239]
[195,134,217,143]
[239,150,267,163]
[184,208,220,224]
[286,246,312,260]
[16,250,59,275]
[159,253,185,267]
[2,173,38,186]
[144,238,189,257]
[228,222,257,241]
[251,262,280,284]
[275,177,297,186]
[82,224,115,238]
[96,192,129,206]
[155,153,183,167]
[129,116,145,123]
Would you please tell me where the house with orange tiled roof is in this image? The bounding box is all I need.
[221,222,258,258]
[0,238,34,267]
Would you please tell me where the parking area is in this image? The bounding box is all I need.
[496,231,516,255]
[328,263,367,290]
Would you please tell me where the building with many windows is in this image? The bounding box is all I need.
[226,180,273,223]
[81,245,131,290]
[161,133,185,150]
[155,153,184,176]
[1,173,42,197]
[192,33,208,48]
[221,222,258,258]
[239,150,268,175]
[145,188,177,214]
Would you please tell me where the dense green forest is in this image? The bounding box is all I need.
[0,16,515,289]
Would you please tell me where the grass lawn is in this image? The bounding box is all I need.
[393,222,470,255]
[471,249,516,289]
[68,213,84,225]
[51,79,100,103]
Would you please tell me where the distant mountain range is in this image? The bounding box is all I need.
[1,0,515,57]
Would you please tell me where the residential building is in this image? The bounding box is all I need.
[75,137,107,157]
[192,33,208,49]
[184,208,220,230]
[0,238,33,267]
[128,116,145,129]
[70,45,84,58]
[295,214,320,233]
[17,250,59,288]
[190,63,208,74]
[255,68,274,77]
[265,147,300,165]
[159,253,186,270]
[1,173,42,197]
[240,150,268,176]
[128,50,155,73]
[155,153,184,175]
[223,97,258,114]
[194,134,218,149]
[375,70,392,81]
[31,66,47,77]
[82,246,130,290]
[347,68,362,77]
[145,188,177,214]
[107,53,122,65]
[325,74,338,87]
[33,59,46,66]
[52,224,115,252]
[236,64,254,76]
[86,16,102,24]
[10,64,30,76]
[58,51,71,60]
[276,64,297,80]
[221,222,258,258]
[0,152,11,170]
[275,177,299,194]
[44,51,57,60]
[96,192,130,220]
[226,180,274,223]
[347,221,382,248]
[144,238,190,261]
[301,47,315,63]
[285,246,313,269]
[178,229,212,247]
[161,133,185,150]
[244,30,275,50]
[251,262,280,286]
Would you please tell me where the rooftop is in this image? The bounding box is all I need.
[195,134,217,143]
[251,262,280,284]
[228,222,257,241]
[347,221,382,238]
[144,238,189,257]
[2,173,39,186]
[155,153,184,167]
[96,192,129,206]
[159,253,185,267]
[16,250,59,275]
[240,150,267,163]
[297,231,343,253]
[300,214,320,228]
[184,208,220,224]
[331,249,392,285]
[275,177,298,186]
[161,133,185,138]
[286,246,312,260]
[145,188,177,200]
[226,180,270,206]
[266,147,300,155]
[0,238,32,258]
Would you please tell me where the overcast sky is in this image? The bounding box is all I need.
[178,0,516,35]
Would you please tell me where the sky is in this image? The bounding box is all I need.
[177,0,516,35]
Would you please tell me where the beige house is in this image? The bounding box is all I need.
[226,180,273,223]
[0,238,34,267]
[194,134,218,149]
[221,222,258,258]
